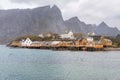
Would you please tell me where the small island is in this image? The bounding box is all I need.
[8,31,120,51]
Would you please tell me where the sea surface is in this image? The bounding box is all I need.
[0,45,120,80]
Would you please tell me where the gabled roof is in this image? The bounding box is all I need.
[89,35,101,41]
[76,37,85,41]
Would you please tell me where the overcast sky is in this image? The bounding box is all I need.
[0,0,120,29]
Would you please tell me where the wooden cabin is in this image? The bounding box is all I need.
[94,41,103,49]
[94,44,103,49]
[86,41,94,47]
[66,41,75,46]
[30,42,43,48]
[76,36,103,49]
[100,37,112,47]
[76,38,87,46]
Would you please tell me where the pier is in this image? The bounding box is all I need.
[9,43,104,51]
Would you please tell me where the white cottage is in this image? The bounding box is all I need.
[60,31,75,39]
[21,38,32,47]
[86,37,94,47]
[88,32,96,36]
[38,34,44,38]
[38,32,53,38]
[87,37,94,42]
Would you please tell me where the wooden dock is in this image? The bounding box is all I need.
[9,45,104,51]
[8,40,105,51]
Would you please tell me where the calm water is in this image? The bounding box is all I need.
[0,45,120,80]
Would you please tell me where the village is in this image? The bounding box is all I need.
[8,31,113,51]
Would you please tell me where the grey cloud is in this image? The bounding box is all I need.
[10,0,79,4]
[0,3,2,8]
[0,5,2,9]
[114,15,120,19]
[10,0,54,6]
[57,0,79,4]
[10,0,31,3]
[76,0,120,29]
[105,15,120,29]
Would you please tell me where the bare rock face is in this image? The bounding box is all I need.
[94,22,120,36]
[0,5,65,43]
[64,17,97,34]
[0,5,120,44]
[116,34,120,42]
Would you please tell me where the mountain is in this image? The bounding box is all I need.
[65,18,120,36]
[64,17,81,33]
[94,22,120,36]
[0,5,66,44]
[116,34,120,42]
[0,5,119,44]
[64,17,97,34]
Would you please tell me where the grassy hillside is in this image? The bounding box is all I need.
[13,35,54,41]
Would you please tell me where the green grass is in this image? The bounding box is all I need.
[13,35,53,41]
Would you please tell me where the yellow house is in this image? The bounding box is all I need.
[76,36,103,49]
[100,37,112,47]
[93,41,103,49]
[76,38,87,46]
[30,41,43,47]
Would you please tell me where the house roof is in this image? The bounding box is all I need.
[51,41,61,45]
[76,36,84,41]
[89,35,101,41]
[104,39,112,42]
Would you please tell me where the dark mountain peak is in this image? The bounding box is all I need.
[101,21,105,24]
[51,5,60,11]
[68,17,85,24]
[114,27,120,32]
[95,22,120,36]
[34,5,50,10]
[99,21,106,25]
[98,21,109,28]
[48,5,63,21]
[114,27,118,30]
[69,16,79,22]
[50,5,61,14]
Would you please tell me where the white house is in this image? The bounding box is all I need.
[91,32,95,36]
[86,37,94,46]
[38,34,44,38]
[87,37,94,42]
[88,32,96,36]
[60,31,75,39]
[38,32,53,38]
[21,38,32,47]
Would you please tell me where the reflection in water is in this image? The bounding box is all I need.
[0,45,120,80]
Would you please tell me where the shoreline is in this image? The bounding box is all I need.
[7,45,120,51]
[104,48,120,51]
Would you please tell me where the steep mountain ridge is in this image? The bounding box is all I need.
[95,22,120,36]
[0,5,119,44]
